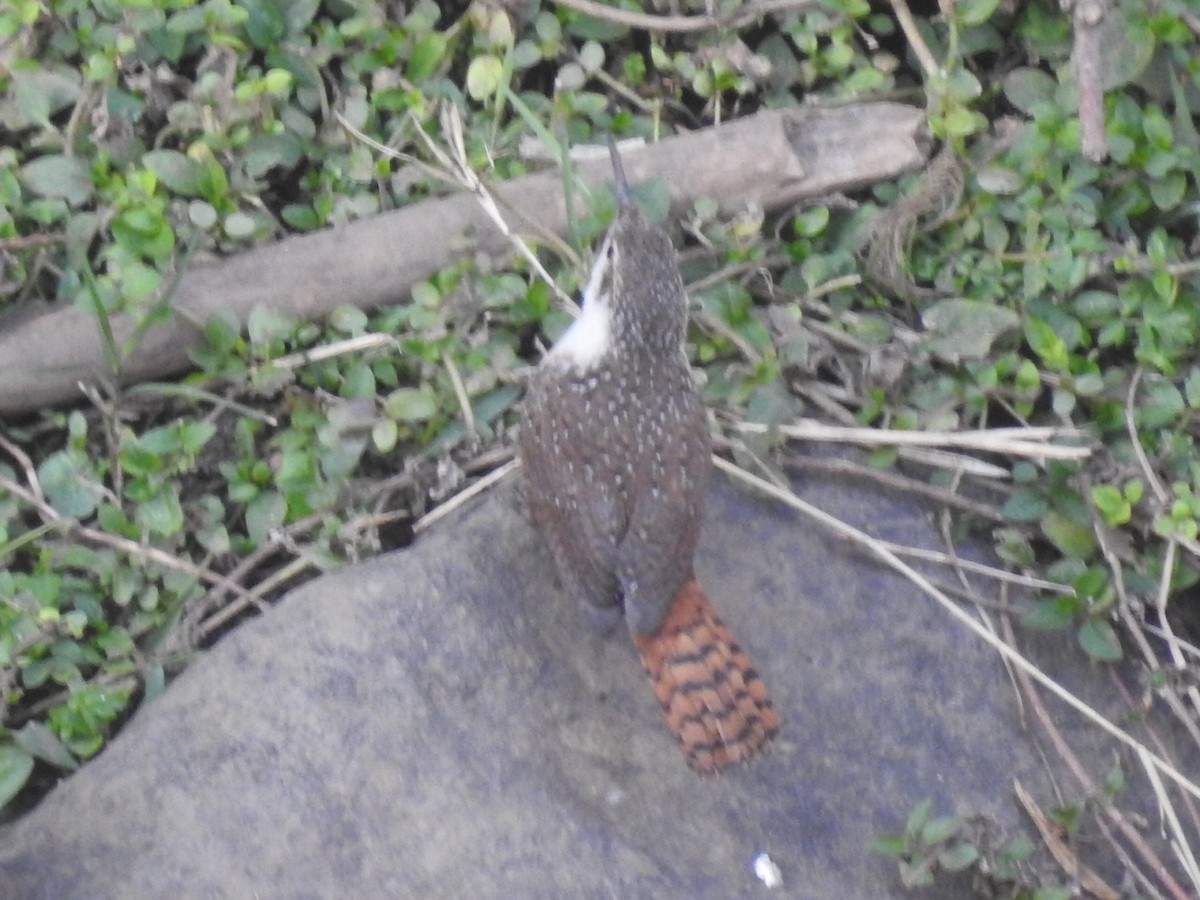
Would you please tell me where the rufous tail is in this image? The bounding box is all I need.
[633,579,780,774]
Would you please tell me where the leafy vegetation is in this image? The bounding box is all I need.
[2,0,1199,891]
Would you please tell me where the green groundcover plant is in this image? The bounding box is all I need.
[1,1,1199,892]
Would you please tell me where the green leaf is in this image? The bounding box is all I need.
[1002,67,1055,115]
[1136,380,1184,430]
[1123,479,1144,506]
[922,298,1019,363]
[1024,317,1068,371]
[1040,510,1096,558]
[904,797,933,839]
[466,54,504,100]
[142,150,204,196]
[372,418,399,453]
[136,487,184,537]
[240,0,285,48]
[14,721,78,770]
[957,0,1001,26]
[920,815,960,845]
[0,745,35,808]
[1022,595,1078,631]
[407,33,447,82]
[1077,618,1122,661]
[12,69,80,128]
[179,420,218,455]
[330,305,368,335]
[1091,484,1131,526]
[937,842,980,871]
[384,386,438,422]
[1001,488,1048,521]
[224,211,257,239]
[1150,172,1187,210]
[245,490,286,543]
[18,154,93,205]
[869,834,907,856]
[247,305,299,346]
[37,450,103,518]
[1097,7,1155,90]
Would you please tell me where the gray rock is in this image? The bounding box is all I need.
[0,460,1188,898]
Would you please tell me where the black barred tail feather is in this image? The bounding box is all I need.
[632,579,780,774]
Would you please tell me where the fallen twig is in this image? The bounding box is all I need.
[715,454,1200,808]
[736,419,1092,461]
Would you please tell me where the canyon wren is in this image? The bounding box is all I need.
[518,141,780,773]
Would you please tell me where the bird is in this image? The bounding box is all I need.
[518,139,779,774]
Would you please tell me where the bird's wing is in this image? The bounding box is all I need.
[518,373,623,613]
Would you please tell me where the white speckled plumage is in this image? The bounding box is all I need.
[517,143,778,773]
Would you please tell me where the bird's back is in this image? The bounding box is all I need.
[519,349,709,631]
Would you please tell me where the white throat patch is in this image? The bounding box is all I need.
[547,233,615,370]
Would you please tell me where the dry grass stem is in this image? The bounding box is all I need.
[443,351,476,436]
[894,445,1012,478]
[198,557,311,638]
[781,452,1009,523]
[0,467,255,604]
[413,458,520,535]
[1142,624,1200,662]
[344,103,577,312]
[270,333,399,371]
[715,454,1200,806]
[875,540,1073,593]
[333,110,460,188]
[1154,539,1200,719]
[1013,778,1120,899]
[999,616,1194,900]
[550,0,819,34]
[1139,746,1200,892]
[736,419,1092,460]
[418,105,578,310]
[886,0,941,78]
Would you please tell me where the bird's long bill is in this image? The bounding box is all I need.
[607,135,633,208]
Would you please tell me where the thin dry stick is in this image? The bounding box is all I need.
[886,0,941,78]
[181,508,332,647]
[413,458,521,535]
[1003,619,1200,900]
[1071,0,1110,161]
[0,233,66,251]
[1124,373,1200,563]
[876,540,1072,594]
[198,556,315,637]
[551,0,818,34]
[0,470,255,603]
[1083,465,1200,752]
[270,333,399,371]
[333,109,461,189]
[1155,539,1200,719]
[341,105,578,309]
[443,351,476,436]
[1109,670,1200,867]
[1142,624,1200,662]
[781,453,1009,523]
[1140,748,1200,891]
[894,445,1012,479]
[999,616,1193,900]
[1013,778,1120,900]
[714,455,1200,804]
[736,419,1092,460]
[420,104,578,309]
[1127,368,1169,503]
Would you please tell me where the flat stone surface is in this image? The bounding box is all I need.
[0,455,1189,898]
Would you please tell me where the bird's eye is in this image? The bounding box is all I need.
[605,242,616,259]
